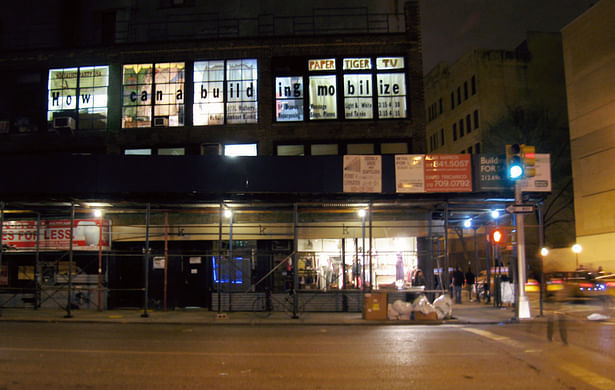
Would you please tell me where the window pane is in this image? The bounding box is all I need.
[226,59,258,124]
[154,62,185,127]
[224,144,257,156]
[309,75,337,120]
[381,142,407,154]
[277,145,304,156]
[347,143,374,154]
[124,148,151,155]
[311,144,338,155]
[275,76,304,122]
[158,147,185,156]
[344,74,373,119]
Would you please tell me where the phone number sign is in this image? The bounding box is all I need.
[424,154,472,192]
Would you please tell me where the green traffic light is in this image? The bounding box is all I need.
[509,156,523,179]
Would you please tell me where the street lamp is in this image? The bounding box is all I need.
[572,244,582,270]
[491,210,500,219]
[539,247,549,316]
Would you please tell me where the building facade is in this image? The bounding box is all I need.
[0,0,424,157]
[423,31,576,260]
[562,0,615,271]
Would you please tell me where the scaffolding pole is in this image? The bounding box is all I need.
[35,213,41,309]
[0,202,3,317]
[141,203,150,318]
[292,203,299,318]
[65,203,74,318]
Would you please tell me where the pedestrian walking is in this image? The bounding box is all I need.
[465,267,475,302]
[453,266,465,304]
[545,285,567,345]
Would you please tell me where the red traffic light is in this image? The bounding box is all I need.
[492,229,503,243]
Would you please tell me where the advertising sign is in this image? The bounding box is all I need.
[521,153,551,192]
[395,155,425,193]
[343,155,382,193]
[1,219,111,251]
[475,154,507,191]
[424,154,472,192]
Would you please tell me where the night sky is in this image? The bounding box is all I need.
[419,0,596,73]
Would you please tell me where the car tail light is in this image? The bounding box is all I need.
[606,282,615,288]
[579,282,593,288]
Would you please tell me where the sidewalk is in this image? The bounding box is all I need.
[0,300,522,326]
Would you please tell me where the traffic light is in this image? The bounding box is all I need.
[491,229,503,244]
[505,144,523,180]
[521,145,536,177]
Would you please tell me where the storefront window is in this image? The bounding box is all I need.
[296,237,417,291]
[48,65,109,130]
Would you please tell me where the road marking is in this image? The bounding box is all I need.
[559,362,615,390]
[463,327,615,389]
[462,327,526,349]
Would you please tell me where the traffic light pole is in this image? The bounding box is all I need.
[515,181,531,319]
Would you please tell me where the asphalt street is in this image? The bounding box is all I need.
[1,319,614,389]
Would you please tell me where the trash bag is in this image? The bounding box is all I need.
[413,294,435,315]
[433,294,453,319]
[501,282,514,304]
[393,299,413,315]
[388,303,399,320]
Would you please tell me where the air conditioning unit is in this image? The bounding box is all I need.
[153,116,169,127]
[201,143,222,155]
[53,116,76,134]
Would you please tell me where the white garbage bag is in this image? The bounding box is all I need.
[393,299,413,315]
[388,303,399,320]
[501,282,514,304]
[413,294,436,315]
[433,294,453,319]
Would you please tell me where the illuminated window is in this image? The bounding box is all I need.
[122,62,185,128]
[309,58,337,120]
[193,59,258,125]
[48,66,109,130]
[376,57,406,119]
[124,148,152,155]
[343,57,373,119]
[275,76,304,122]
[193,60,224,125]
[224,143,257,156]
[226,59,258,124]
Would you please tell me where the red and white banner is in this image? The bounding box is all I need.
[395,154,472,193]
[1,219,111,251]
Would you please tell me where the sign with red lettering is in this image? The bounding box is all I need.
[424,154,472,192]
[1,219,111,251]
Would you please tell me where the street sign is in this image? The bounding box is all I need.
[506,204,534,214]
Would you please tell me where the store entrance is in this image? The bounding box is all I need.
[181,255,211,308]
